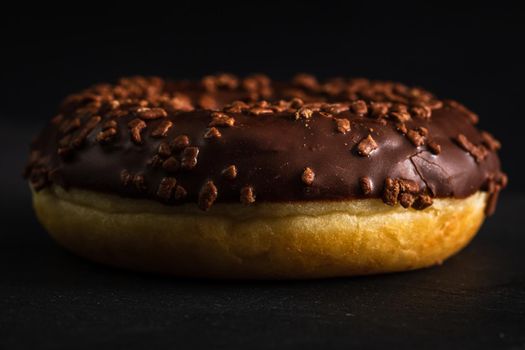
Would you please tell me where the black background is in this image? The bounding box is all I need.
[1,3,525,349]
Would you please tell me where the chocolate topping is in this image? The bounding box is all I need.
[25,74,506,213]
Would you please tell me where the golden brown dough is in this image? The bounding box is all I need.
[33,186,487,279]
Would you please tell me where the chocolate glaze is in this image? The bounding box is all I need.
[25,75,506,213]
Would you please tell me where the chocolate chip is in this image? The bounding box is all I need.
[204,127,222,139]
[301,167,315,185]
[240,186,256,205]
[162,157,180,173]
[222,165,237,180]
[181,146,199,169]
[136,107,167,120]
[356,134,378,156]
[157,177,177,200]
[210,112,235,127]
[151,120,173,138]
[170,135,190,150]
[198,180,218,210]
[335,118,351,134]
[359,176,373,195]
[128,118,147,144]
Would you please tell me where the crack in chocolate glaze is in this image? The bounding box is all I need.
[409,153,435,196]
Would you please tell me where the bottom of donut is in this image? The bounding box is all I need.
[32,186,487,279]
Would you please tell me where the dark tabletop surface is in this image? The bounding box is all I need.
[1,123,524,350]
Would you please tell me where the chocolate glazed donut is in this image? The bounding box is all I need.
[25,74,507,279]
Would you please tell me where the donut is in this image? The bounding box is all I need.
[25,74,507,279]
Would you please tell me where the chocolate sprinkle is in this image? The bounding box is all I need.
[301,167,315,186]
[128,118,147,144]
[204,127,222,139]
[174,185,187,200]
[427,140,442,155]
[406,128,427,147]
[170,135,190,150]
[240,186,256,205]
[350,100,368,116]
[456,134,488,162]
[335,118,351,134]
[359,177,373,195]
[222,165,237,180]
[210,112,235,127]
[181,147,199,170]
[151,120,173,138]
[356,134,378,156]
[157,142,172,157]
[157,177,177,200]
[198,181,218,211]
[295,107,314,120]
[481,131,501,151]
[136,107,168,120]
